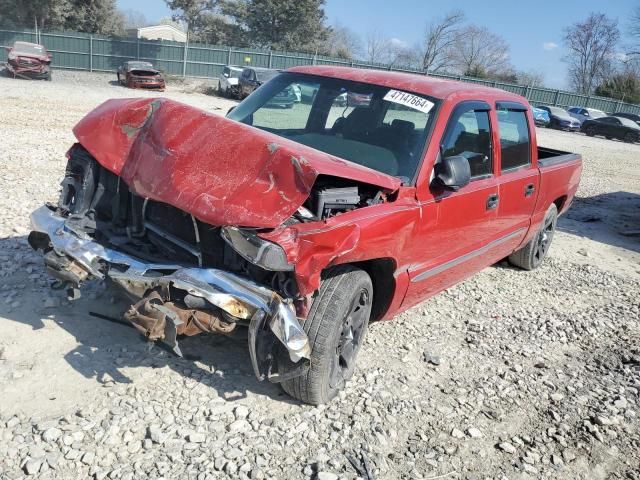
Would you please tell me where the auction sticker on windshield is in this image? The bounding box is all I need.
[384,89,434,113]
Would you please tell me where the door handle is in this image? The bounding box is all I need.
[524,183,535,197]
[486,193,499,210]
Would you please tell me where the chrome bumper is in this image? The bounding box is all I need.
[29,206,311,365]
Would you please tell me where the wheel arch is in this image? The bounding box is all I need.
[553,195,568,214]
[343,258,397,322]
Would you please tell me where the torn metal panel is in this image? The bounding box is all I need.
[72,98,400,229]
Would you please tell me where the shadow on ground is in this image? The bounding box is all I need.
[0,234,296,405]
[558,191,640,254]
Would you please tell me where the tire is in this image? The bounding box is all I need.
[584,125,596,137]
[45,70,52,81]
[280,265,373,405]
[509,204,558,271]
[117,73,121,85]
[624,132,638,143]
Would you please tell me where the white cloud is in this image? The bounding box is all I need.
[543,42,558,51]
[389,38,408,49]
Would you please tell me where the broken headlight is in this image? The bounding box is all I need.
[221,227,293,271]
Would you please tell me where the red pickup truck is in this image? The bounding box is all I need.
[29,66,582,405]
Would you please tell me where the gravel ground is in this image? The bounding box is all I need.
[0,70,638,480]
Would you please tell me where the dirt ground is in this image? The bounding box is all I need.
[0,70,638,480]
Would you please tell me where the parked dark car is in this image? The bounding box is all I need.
[117,61,165,91]
[5,41,52,80]
[535,105,580,131]
[613,112,640,126]
[581,116,640,143]
[238,67,281,99]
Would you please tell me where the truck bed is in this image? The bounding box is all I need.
[538,146,581,168]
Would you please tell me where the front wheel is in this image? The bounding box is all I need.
[584,125,596,137]
[509,204,558,270]
[280,265,373,405]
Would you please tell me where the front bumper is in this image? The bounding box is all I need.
[29,205,311,380]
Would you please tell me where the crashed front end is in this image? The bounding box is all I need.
[29,146,311,383]
[127,70,166,90]
[6,54,50,79]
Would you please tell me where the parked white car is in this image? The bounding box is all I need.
[567,107,606,125]
[217,66,243,98]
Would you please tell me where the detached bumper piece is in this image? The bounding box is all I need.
[29,205,311,382]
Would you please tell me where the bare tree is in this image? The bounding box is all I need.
[365,29,392,63]
[450,25,512,77]
[563,13,620,94]
[628,5,640,56]
[324,22,362,59]
[421,10,465,72]
[121,8,147,29]
[517,69,545,87]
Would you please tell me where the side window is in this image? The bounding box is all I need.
[223,67,230,77]
[442,107,492,178]
[497,109,531,171]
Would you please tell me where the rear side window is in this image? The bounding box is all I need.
[497,109,531,171]
[442,108,492,178]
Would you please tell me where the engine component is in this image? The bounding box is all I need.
[312,186,360,219]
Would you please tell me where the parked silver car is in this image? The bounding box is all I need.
[567,106,606,125]
[217,65,243,98]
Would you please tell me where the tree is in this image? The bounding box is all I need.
[563,13,620,94]
[450,25,512,77]
[165,0,242,44]
[516,69,545,87]
[65,0,124,35]
[0,0,124,34]
[595,71,640,103]
[234,0,329,51]
[121,9,148,29]
[0,0,72,30]
[628,5,640,56]
[421,10,465,72]
[364,29,392,63]
[323,22,362,59]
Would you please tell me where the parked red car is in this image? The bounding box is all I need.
[117,61,165,91]
[29,66,582,405]
[4,41,52,80]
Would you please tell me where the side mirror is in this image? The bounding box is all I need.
[223,72,229,77]
[432,155,471,191]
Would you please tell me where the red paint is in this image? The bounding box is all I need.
[72,67,582,320]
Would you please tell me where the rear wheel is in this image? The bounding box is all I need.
[624,132,638,143]
[280,265,373,405]
[509,204,558,270]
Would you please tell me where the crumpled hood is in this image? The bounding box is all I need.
[73,98,400,228]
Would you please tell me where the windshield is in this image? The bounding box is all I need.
[13,42,46,56]
[588,109,605,118]
[618,117,639,128]
[128,62,154,69]
[547,106,567,116]
[255,69,280,82]
[227,72,438,180]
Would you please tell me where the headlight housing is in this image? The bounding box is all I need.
[221,227,293,271]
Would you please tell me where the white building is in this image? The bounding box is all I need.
[128,24,187,43]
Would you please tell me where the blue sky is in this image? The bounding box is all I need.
[116,0,637,89]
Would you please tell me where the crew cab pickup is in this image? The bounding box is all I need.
[28,66,582,405]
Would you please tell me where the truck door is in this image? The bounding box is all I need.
[403,101,503,307]
[493,101,540,256]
